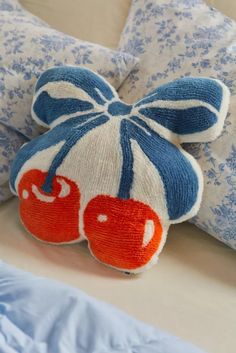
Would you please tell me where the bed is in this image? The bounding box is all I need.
[0,1,235,353]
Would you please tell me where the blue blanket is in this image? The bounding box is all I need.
[0,262,206,353]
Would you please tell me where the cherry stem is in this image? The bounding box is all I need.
[41,115,109,193]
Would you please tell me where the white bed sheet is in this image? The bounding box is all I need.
[3,1,236,353]
[0,198,235,353]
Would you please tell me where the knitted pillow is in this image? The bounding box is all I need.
[118,0,236,249]
[10,67,229,273]
[0,0,137,202]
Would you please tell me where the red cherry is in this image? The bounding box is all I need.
[84,195,163,270]
[18,169,80,243]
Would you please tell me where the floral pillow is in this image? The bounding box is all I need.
[118,0,236,249]
[0,0,21,11]
[0,0,137,201]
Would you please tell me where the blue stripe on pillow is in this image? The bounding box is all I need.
[42,115,109,193]
[118,119,134,199]
[127,117,199,220]
[139,106,218,134]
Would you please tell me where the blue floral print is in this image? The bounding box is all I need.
[0,0,137,202]
[118,0,236,249]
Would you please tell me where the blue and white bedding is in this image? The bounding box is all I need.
[0,262,206,353]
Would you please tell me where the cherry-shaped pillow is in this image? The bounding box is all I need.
[10,66,230,273]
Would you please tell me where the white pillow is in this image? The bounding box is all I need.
[118,0,236,249]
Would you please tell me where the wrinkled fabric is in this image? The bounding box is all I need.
[0,262,206,353]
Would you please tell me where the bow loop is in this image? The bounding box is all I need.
[132,77,230,143]
[32,66,118,128]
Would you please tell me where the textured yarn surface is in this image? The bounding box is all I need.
[10,66,229,272]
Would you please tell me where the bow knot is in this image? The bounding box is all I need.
[108,101,132,117]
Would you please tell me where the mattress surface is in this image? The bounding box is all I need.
[0,198,235,353]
